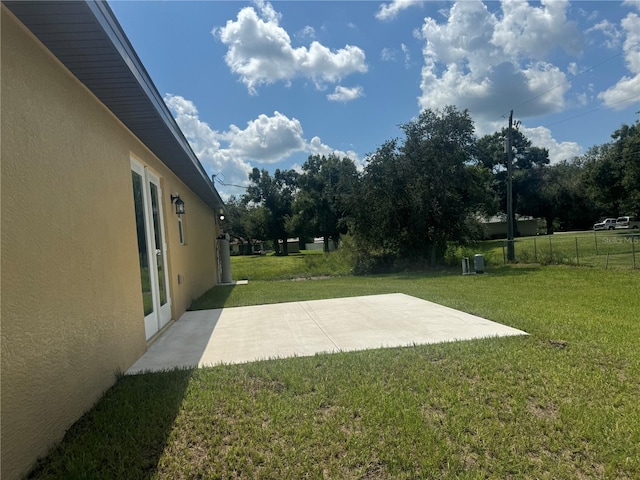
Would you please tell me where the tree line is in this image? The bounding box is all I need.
[224,106,640,267]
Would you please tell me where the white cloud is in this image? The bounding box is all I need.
[598,75,640,109]
[621,13,640,73]
[598,12,640,109]
[421,1,496,69]
[520,125,582,164]
[226,112,306,162]
[327,85,364,102]
[521,61,569,110]
[577,8,599,23]
[307,137,363,170]
[164,94,252,194]
[296,25,316,41]
[587,19,622,48]
[417,0,580,120]
[401,43,412,68]
[576,91,590,107]
[623,0,640,12]
[491,0,582,58]
[380,47,396,62]
[253,0,280,23]
[381,44,411,67]
[164,94,361,196]
[214,1,367,94]
[376,0,422,22]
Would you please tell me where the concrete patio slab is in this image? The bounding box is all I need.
[126,293,527,374]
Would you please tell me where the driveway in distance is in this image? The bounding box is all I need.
[127,293,527,374]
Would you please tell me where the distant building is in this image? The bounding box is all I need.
[482,216,541,239]
[230,239,266,255]
[278,238,301,253]
[305,237,337,251]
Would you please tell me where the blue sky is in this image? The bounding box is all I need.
[108,0,640,198]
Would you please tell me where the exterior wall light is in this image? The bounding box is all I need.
[170,194,185,215]
[218,209,225,221]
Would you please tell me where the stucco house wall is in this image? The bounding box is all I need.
[160,171,220,316]
[1,7,221,479]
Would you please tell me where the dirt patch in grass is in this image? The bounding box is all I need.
[286,275,333,281]
[244,374,286,394]
[526,399,559,421]
[421,404,446,424]
[360,460,390,479]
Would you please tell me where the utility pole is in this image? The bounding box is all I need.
[506,110,515,262]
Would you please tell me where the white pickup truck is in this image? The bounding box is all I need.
[615,216,640,229]
[593,218,617,230]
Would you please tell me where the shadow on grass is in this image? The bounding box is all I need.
[188,282,236,311]
[27,368,195,480]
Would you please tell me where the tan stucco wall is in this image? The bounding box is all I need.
[1,9,220,479]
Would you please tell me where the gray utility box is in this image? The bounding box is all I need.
[474,254,485,274]
[462,257,471,275]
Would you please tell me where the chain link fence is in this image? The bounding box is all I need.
[501,232,639,269]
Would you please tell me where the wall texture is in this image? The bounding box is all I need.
[1,8,220,479]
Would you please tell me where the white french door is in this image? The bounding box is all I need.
[131,159,172,340]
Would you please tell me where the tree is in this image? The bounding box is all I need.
[515,159,594,233]
[581,143,625,218]
[355,106,493,265]
[614,120,640,217]
[293,154,359,252]
[544,160,595,231]
[243,168,298,255]
[477,129,550,234]
[223,196,250,254]
[223,196,270,255]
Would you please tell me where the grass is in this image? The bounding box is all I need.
[27,254,640,479]
[475,230,640,269]
[230,249,354,281]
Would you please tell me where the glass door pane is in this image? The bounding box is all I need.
[149,182,167,306]
[131,171,153,316]
[132,160,172,340]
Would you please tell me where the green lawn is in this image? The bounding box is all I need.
[229,249,354,281]
[476,230,640,269]
[28,258,640,479]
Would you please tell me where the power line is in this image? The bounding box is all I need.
[213,174,248,190]
[511,52,624,114]
[543,93,640,128]
[495,51,625,121]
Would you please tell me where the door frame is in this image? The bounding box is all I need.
[131,158,172,340]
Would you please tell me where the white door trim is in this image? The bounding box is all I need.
[131,158,172,340]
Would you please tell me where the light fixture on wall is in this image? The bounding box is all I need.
[218,209,225,221]
[170,194,185,215]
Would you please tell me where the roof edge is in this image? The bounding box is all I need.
[4,0,224,211]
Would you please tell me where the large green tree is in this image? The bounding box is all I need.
[355,106,493,265]
[515,159,594,233]
[243,168,298,255]
[617,121,640,216]
[223,196,270,255]
[574,120,640,221]
[477,129,550,233]
[293,154,359,252]
[581,143,625,218]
